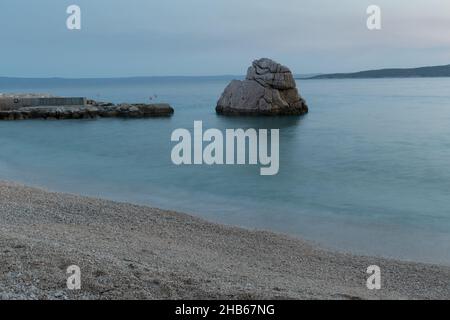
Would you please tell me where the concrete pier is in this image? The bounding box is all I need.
[0,94,174,120]
[0,96,86,111]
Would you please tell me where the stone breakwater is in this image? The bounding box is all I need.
[0,102,174,120]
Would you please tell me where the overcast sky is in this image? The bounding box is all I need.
[1,0,449,77]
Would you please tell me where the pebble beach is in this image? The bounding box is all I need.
[0,181,449,300]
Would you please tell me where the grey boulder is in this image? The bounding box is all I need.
[216,58,308,116]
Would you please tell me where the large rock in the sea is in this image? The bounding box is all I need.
[216,58,308,116]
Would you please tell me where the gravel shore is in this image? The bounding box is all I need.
[0,181,449,300]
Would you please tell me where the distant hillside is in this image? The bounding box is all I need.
[308,64,450,79]
[294,73,323,79]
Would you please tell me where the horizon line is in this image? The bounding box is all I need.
[2,63,449,80]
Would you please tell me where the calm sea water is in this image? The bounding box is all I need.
[1,77,450,265]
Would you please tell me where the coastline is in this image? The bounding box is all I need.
[0,180,449,300]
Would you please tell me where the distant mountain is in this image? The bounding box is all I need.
[294,73,323,79]
[307,64,450,79]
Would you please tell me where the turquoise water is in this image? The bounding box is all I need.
[1,77,450,265]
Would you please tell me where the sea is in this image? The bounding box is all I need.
[1,76,450,265]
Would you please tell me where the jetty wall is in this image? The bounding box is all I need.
[0,97,86,110]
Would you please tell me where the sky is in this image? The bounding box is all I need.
[1,0,449,77]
